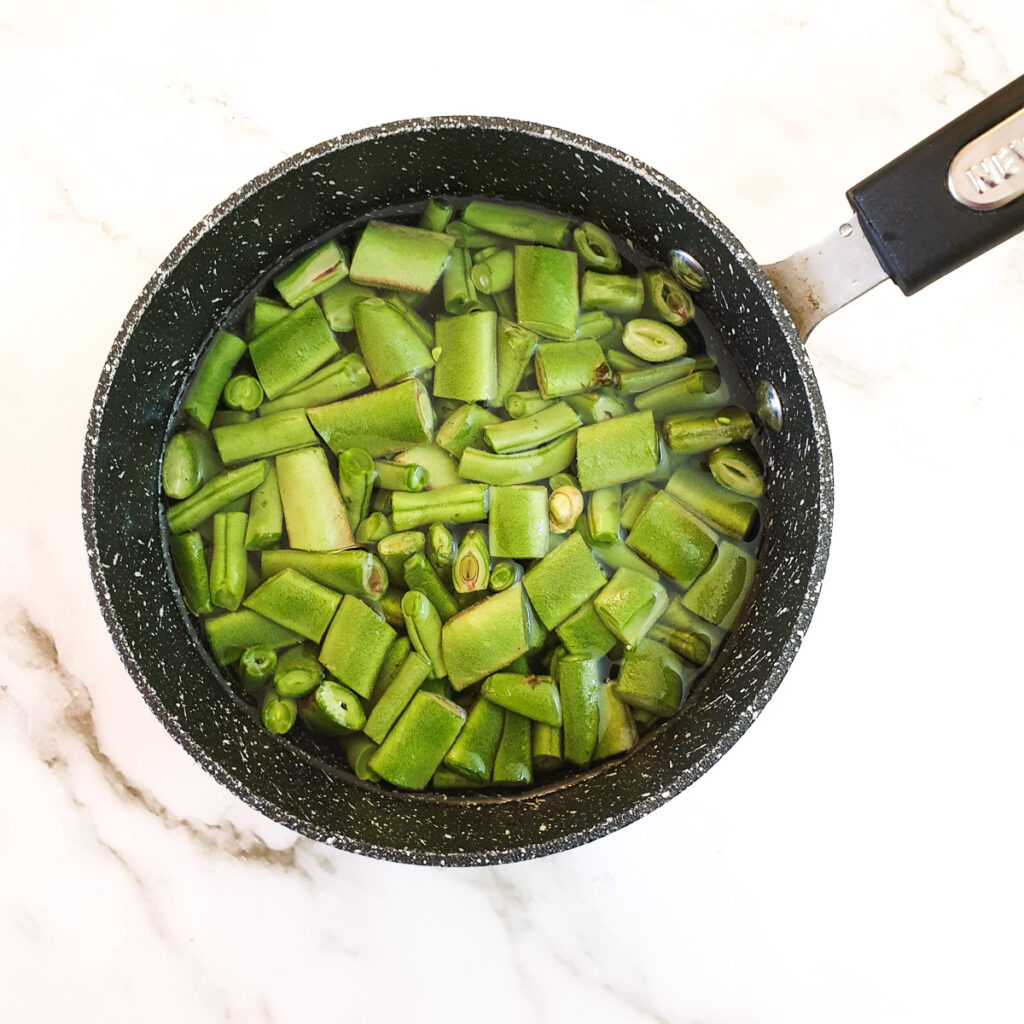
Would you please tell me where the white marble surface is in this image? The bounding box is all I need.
[2,1,1023,1020]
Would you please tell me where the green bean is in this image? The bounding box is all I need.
[353,297,435,389]
[615,356,698,395]
[425,523,456,577]
[481,672,561,726]
[593,567,669,648]
[462,200,571,248]
[532,721,563,773]
[572,221,621,271]
[355,512,393,545]
[168,531,213,616]
[514,245,579,341]
[504,391,555,420]
[168,467,220,535]
[260,548,387,602]
[575,411,659,491]
[581,271,644,315]
[443,697,505,782]
[492,319,539,407]
[492,288,515,321]
[212,408,318,465]
[320,278,376,332]
[243,463,283,550]
[163,430,223,499]
[203,610,300,665]
[222,374,265,412]
[343,734,381,782]
[243,567,341,643]
[395,444,460,488]
[557,655,601,765]
[436,403,503,457]
[647,624,711,667]
[367,636,411,711]
[319,595,397,698]
[575,310,621,342]
[181,329,247,429]
[593,683,638,760]
[489,485,549,560]
[444,221,506,249]
[257,353,371,417]
[209,511,248,611]
[373,459,429,492]
[377,531,426,579]
[300,680,365,735]
[376,587,406,629]
[442,247,480,314]
[665,465,758,540]
[484,402,581,455]
[274,240,349,307]
[249,300,340,399]
[642,267,694,326]
[275,447,355,551]
[522,533,607,630]
[441,584,530,691]
[619,480,657,531]
[492,710,533,786]
[210,409,253,428]
[626,490,716,587]
[607,348,649,372]
[632,371,723,418]
[364,650,432,744]
[469,248,514,294]
[261,691,297,735]
[549,471,579,491]
[246,296,289,339]
[391,483,489,531]
[433,311,497,403]
[402,590,447,679]
[308,379,435,458]
[238,645,277,693]
[418,197,454,233]
[337,448,376,530]
[613,638,688,717]
[273,644,324,698]
[368,691,467,790]
[403,552,459,622]
[555,599,616,658]
[621,318,688,363]
[663,406,755,454]
[680,541,756,629]
[349,219,455,294]
[453,528,490,594]
[458,432,576,486]
[534,340,612,398]
[489,559,523,592]
[708,445,765,497]
[587,486,621,545]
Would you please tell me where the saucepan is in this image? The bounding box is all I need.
[82,77,1024,864]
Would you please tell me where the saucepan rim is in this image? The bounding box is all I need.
[82,114,833,864]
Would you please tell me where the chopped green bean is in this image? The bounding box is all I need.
[162,430,223,500]
[453,528,490,594]
[274,240,349,307]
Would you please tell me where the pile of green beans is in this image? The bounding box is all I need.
[162,197,766,792]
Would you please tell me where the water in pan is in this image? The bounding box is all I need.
[162,196,766,794]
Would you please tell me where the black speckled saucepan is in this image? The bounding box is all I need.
[82,85,1024,866]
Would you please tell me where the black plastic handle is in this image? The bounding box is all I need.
[847,76,1024,295]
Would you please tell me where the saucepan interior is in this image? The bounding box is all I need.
[82,117,832,865]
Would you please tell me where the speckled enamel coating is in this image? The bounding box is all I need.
[81,116,833,867]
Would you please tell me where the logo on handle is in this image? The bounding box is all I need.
[948,108,1024,210]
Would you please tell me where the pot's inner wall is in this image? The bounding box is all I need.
[88,122,829,864]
